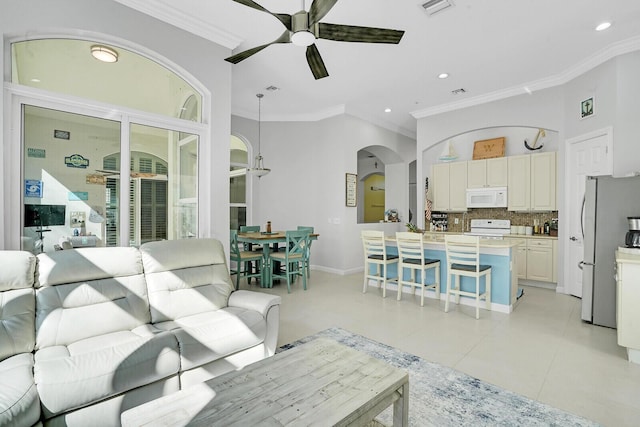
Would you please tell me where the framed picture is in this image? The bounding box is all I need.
[580,96,594,119]
[345,173,357,207]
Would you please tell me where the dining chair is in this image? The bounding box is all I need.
[239,225,262,275]
[229,230,263,290]
[395,232,440,306]
[269,230,310,293]
[361,230,398,298]
[444,234,492,319]
[297,226,314,278]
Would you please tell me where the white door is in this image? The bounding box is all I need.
[566,128,612,297]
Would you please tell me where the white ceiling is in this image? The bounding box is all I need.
[115,0,640,138]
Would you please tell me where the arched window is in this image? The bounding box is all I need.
[12,38,205,253]
[230,135,250,230]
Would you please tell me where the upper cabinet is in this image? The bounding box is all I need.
[531,152,557,211]
[432,162,467,212]
[507,152,557,211]
[467,157,508,188]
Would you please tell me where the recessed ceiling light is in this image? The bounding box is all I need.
[30,78,41,83]
[91,45,119,63]
[595,22,612,31]
[438,73,449,79]
[384,108,392,113]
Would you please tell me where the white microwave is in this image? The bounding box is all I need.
[466,187,508,208]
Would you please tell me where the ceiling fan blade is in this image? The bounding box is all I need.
[232,0,292,29]
[306,44,329,80]
[309,0,339,26]
[225,31,291,64]
[318,23,404,44]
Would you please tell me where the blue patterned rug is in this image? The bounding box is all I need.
[279,327,599,427]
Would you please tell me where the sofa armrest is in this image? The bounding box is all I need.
[227,290,281,318]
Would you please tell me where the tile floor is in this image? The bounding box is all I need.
[241,271,640,427]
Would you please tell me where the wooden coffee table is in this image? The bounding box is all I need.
[121,338,409,426]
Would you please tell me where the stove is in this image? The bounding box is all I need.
[464,219,511,240]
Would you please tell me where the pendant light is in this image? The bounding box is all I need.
[247,93,271,178]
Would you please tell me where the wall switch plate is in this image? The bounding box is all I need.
[454,218,459,224]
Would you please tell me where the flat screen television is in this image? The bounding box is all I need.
[24,204,66,227]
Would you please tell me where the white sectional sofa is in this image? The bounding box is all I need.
[0,238,281,426]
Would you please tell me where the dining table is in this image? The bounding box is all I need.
[237,231,319,288]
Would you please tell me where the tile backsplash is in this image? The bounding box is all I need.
[431,209,558,233]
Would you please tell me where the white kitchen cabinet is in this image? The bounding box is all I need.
[510,238,527,279]
[467,158,508,188]
[552,239,558,283]
[525,239,554,282]
[615,250,640,364]
[432,162,467,212]
[432,163,450,211]
[507,152,557,211]
[449,161,468,211]
[507,155,531,211]
[531,152,557,211]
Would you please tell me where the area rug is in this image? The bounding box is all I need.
[279,327,599,427]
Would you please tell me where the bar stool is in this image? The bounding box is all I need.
[444,234,491,319]
[361,230,398,297]
[395,232,440,306]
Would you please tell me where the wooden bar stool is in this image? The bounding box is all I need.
[444,234,491,319]
[361,230,398,297]
[396,232,440,306]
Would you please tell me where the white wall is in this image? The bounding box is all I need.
[232,113,415,274]
[1,0,232,251]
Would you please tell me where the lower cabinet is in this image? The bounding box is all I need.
[511,237,555,283]
[526,239,554,282]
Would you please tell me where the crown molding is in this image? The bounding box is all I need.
[412,35,640,119]
[113,0,242,49]
[232,104,346,122]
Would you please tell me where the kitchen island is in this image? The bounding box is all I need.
[375,234,521,313]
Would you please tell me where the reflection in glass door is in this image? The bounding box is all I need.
[21,105,120,253]
[21,105,198,253]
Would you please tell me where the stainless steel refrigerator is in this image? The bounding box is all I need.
[581,175,640,328]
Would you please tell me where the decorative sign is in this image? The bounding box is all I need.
[472,137,505,160]
[86,174,107,185]
[27,148,46,158]
[580,96,594,119]
[68,191,89,201]
[65,154,89,168]
[54,129,70,140]
[24,179,43,198]
[345,173,357,207]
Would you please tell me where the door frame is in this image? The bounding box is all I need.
[561,126,613,295]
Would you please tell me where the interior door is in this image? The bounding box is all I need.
[566,129,612,297]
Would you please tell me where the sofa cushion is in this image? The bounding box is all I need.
[35,247,150,348]
[140,239,235,323]
[154,306,266,371]
[34,328,180,418]
[0,251,36,292]
[0,288,36,362]
[0,353,40,427]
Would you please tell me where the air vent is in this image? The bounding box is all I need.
[421,0,454,16]
[451,88,466,95]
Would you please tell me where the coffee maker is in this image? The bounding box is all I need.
[625,217,640,248]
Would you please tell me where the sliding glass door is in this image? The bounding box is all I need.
[21,104,199,253]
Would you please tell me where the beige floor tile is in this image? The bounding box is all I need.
[236,271,640,426]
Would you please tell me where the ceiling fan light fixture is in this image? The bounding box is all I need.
[91,45,119,63]
[291,30,315,47]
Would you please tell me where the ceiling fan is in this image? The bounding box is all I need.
[225,0,405,80]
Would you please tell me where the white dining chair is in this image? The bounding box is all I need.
[361,230,398,297]
[444,234,492,319]
[396,232,440,306]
